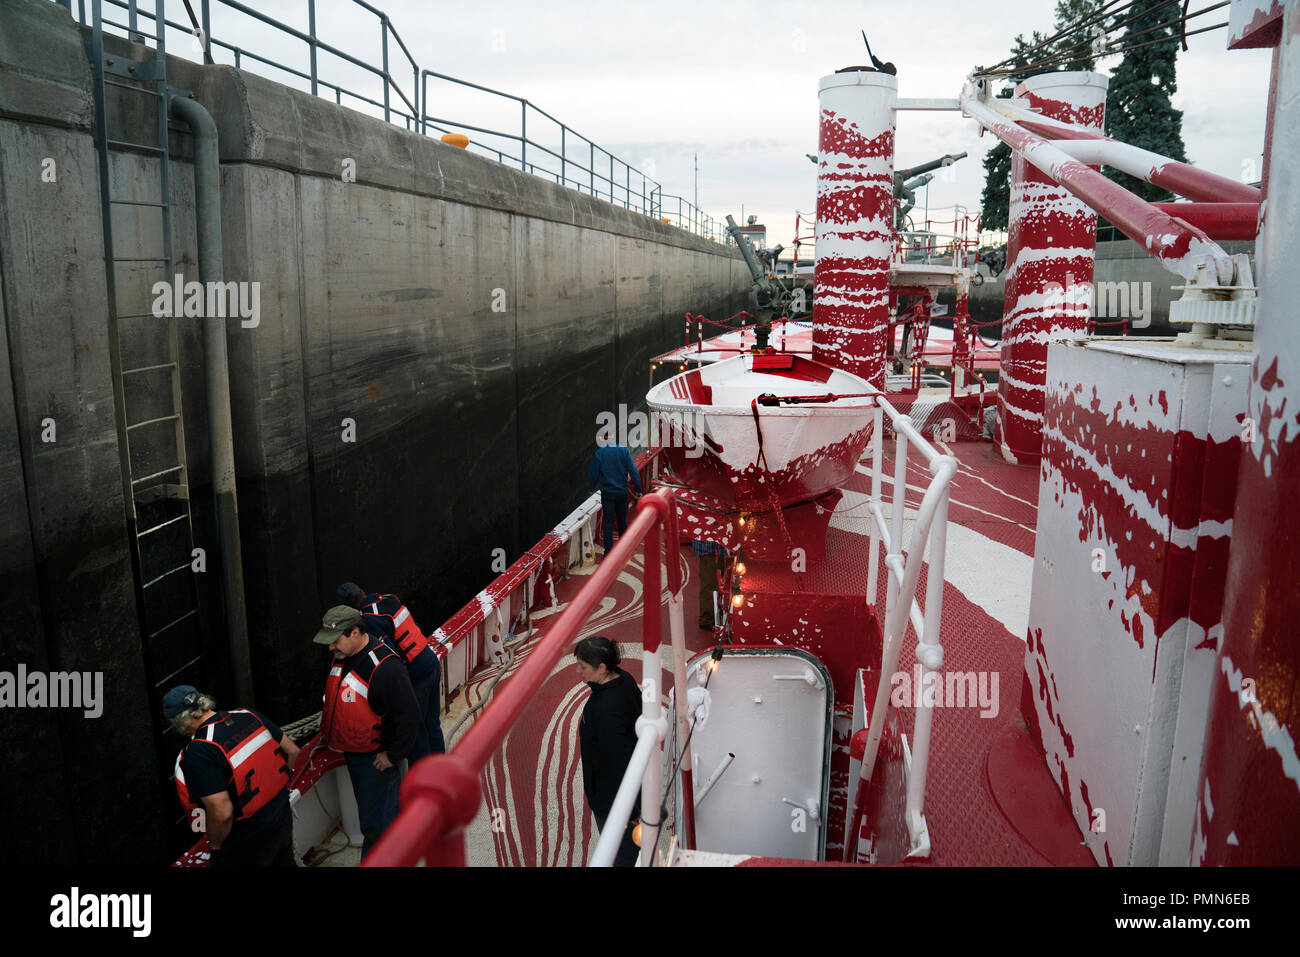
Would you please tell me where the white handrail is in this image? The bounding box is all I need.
[589,719,664,866]
[859,396,958,858]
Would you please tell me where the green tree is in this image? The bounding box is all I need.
[978,1,1106,231]
[1102,0,1186,200]
[979,33,1045,233]
[979,117,1014,233]
[1051,0,1106,71]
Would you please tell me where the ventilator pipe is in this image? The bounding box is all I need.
[725,214,773,297]
[170,94,254,704]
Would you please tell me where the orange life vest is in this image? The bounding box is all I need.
[321,642,400,752]
[173,710,291,819]
[362,594,432,664]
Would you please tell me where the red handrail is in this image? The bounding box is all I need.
[366,487,679,866]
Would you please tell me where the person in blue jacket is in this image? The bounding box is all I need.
[588,426,642,557]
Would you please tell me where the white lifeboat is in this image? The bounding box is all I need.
[646,353,877,510]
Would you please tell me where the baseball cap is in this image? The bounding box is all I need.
[313,604,363,644]
[162,684,200,718]
[336,582,364,607]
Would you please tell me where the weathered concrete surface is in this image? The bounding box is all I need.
[0,0,169,866]
[0,0,746,864]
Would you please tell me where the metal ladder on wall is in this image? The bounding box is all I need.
[86,0,208,762]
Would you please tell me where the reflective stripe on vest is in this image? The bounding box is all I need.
[362,594,431,664]
[321,644,398,753]
[173,710,291,821]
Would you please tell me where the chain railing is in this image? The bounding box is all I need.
[63,0,722,239]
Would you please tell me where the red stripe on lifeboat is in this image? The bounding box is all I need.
[684,369,713,404]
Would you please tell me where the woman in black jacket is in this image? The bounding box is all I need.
[574,635,643,866]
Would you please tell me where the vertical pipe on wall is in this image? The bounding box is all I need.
[995,71,1107,465]
[170,95,254,705]
[812,69,896,388]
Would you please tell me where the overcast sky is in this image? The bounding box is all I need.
[147,0,1272,252]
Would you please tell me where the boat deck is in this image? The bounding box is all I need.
[440,436,1094,866]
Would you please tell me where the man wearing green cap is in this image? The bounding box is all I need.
[314,604,420,858]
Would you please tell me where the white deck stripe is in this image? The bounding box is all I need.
[831,487,1033,641]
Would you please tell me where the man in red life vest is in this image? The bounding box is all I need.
[315,604,420,858]
[165,685,300,866]
[337,581,446,761]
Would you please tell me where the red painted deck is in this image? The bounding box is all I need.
[451,437,1093,866]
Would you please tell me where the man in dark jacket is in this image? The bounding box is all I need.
[337,582,446,762]
[315,604,420,857]
[588,426,642,556]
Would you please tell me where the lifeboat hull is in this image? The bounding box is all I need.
[647,354,876,510]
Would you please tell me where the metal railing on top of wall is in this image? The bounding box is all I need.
[61,0,723,239]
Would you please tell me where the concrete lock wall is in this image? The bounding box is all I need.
[0,0,748,864]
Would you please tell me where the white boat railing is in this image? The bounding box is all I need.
[589,714,666,866]
[857,396,958,860]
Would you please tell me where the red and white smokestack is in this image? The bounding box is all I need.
[813,70,897,388]
[1193,0,1298,867]
[995,71,1107,465]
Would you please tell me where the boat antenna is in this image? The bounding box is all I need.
[860,30,897,75]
